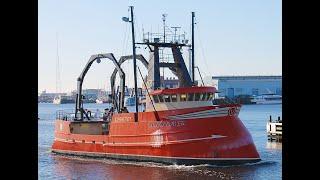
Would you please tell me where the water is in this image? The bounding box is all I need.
[38,103,282,179]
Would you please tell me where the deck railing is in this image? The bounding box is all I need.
[56,109,104,121]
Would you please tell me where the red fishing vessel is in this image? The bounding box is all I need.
[52,7,260,165]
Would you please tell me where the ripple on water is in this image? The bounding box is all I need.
[50,153,279,179]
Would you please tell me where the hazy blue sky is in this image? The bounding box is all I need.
[38,0,282,93]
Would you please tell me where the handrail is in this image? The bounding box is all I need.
[57,109,105,121]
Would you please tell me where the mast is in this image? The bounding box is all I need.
[191,12,195,84]
[162,14,167,85]
[129,6,139,120]
[162,14,167,43]
[56,32,61,94]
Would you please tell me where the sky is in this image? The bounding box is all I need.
[38,0,282,93]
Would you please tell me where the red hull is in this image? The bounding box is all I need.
[52,104,260,165]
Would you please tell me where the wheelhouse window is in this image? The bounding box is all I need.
[180,94,187,101]
[201,93,207,101]
[207,93,214,101]
[171,94,177,102]
[153,95,159,103]
[153,92,214,103]
[158,95,164,103]
[164,95,171,102]
[188,93,195,101]
[194,93,201,101]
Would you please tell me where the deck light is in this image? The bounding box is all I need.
[122,17,129,22]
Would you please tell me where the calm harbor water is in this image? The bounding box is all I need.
[38,103,282,180]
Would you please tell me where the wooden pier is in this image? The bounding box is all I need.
[267,116,282,142]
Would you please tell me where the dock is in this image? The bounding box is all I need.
[267,115,282,142]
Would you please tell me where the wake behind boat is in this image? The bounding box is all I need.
[52,7,260,165]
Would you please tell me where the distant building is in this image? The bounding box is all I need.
[71,89,111,102]
[38,90,67,103]
[82,89,103,101]
[125,87,144,97]
[205,76,282,98]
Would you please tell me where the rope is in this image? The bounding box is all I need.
[137,66,160,121]
[195,21,213,83]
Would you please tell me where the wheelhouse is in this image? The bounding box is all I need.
[145,86,217,111]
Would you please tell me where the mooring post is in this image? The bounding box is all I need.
[269,115,272,122]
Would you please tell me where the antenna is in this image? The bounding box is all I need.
[171,26,181,42]
[162,14,167,43]
[191,12,195,84]
[56,32,61,94]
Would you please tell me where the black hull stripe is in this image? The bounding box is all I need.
[52,149,260,165]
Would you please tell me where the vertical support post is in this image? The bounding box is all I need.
[75,78,83,120]
[75,94,78,119]
[171,46,193,87]
[148,46,161,89]
[162,14,167,43]
[130,6,139,121]
[191,12,195,84]
[189,47,192,78]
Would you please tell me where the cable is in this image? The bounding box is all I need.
[195,21,213,83]
[137,66,160,121]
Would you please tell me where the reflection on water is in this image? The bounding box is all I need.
[266,142,282,150]
[51,154,276,180]
[53,155,180,180]
[39,103,282,180]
